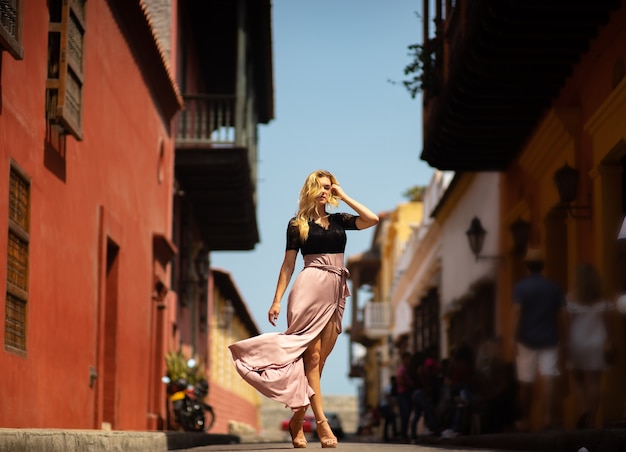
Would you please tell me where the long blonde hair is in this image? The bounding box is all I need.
[291,170,340,241]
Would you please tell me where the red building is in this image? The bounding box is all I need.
[0,0,181,430]
[0,0,273,432]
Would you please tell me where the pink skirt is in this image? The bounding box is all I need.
[229,253,349,410]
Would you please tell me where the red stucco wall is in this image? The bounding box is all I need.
[209,384,259,435]
[0,0,177,429]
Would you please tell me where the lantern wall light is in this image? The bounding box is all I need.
[195,248,210,282]
[218,299,235,330]
[466,216,530,261]
[553,162,591,219]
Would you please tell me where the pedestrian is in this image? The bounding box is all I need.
[512,247,566,432]
[409,349,440,440]
[474,337,519,433]
[440,344,475,437]
[565,263,616,429]
[378,376,398,442]
[229,169,378,449]
[396,351,415,441]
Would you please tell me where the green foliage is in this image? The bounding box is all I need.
[165,350,206,385]
[403,185,427,202]
[401,38,439,99]
[391,12,442,100]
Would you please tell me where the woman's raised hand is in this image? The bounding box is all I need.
[331,183,346,199]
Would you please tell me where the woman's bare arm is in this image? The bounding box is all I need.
[331,184,379,230]
[268,249,298,326]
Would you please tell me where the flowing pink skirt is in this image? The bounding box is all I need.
[229,253,349,410]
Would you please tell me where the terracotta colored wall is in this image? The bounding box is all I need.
[210,383,259,434]
[0,1,176,429]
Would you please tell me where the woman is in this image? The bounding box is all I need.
[565,263,615,429]
[229,170,378,448]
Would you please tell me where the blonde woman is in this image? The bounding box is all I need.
[230,170,378,448]
[565,263,615,429]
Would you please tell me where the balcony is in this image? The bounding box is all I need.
[174,0,274,252]
[348,359,365,378]
[348,313,376,347]
[363,302,392,339]
[420,0,621,171]
[175,94,258,251]
[177,95,238,146]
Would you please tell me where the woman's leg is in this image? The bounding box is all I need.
[318,317,340,375]
[289,406,308,445]
[409,390,423,439]
[585,371,602,428]
[571,369,588,429]
[303,319,339,441]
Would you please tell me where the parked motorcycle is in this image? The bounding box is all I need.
[163,376,215,432]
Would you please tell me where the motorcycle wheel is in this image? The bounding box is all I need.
[203,405,215,431]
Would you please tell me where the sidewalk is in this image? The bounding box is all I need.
[0,428,238,452]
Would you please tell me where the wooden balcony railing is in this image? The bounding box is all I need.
[176,94,237,146]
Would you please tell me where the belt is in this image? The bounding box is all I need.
[306,263,351,300]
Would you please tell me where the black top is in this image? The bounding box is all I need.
[286,213,359,255]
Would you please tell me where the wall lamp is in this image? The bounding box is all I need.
[195,248,210,282]
[553,162,591,219]
[218,299,235,330]
[466,216,530,261]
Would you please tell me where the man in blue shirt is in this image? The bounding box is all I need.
[512,248,566,431]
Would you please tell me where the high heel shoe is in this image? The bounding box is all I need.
[288,418,307,448]
[316,419,338,448]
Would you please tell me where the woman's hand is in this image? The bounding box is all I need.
[268,301,281,326]
[331,183,346,199]
[332,184,379,229]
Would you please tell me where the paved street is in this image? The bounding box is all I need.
[181,440,500,452]
[174,432,505,452]
[174,428,626,452]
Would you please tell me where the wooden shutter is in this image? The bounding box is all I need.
[0,0,23,60]
[47,0,85,140]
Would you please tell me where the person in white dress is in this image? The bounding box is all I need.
[564,263,615,429]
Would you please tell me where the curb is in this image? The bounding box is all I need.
[0,429,240,452]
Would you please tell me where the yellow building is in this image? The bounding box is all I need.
[347,201,423,411]
[210,268,261,434]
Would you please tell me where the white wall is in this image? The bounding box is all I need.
[439,172,501,353]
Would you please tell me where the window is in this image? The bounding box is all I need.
[5,164,30,352]
[46,0,86,140]
[0,0,23,60]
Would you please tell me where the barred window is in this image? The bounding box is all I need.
[46,0,86,140]
[0,0,24,60]
[7,231,28,291]
[5,293,26,350]
[5,164,30,353]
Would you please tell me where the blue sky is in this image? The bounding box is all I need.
[212,0,434,396]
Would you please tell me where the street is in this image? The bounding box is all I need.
[173,428,626,452]
[173,432,506,452]
[181,440,501,452]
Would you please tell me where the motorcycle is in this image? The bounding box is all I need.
[163,376,215,432]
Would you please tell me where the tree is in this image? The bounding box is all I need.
[403,185,426,202]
